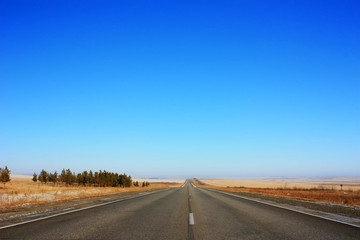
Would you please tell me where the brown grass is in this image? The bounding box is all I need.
[193,179,360,207]
[199,178,360,191]
[0,178,181,211]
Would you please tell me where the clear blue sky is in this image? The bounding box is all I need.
[1,0,359,178]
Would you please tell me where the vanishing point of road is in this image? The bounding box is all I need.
[1,181,359,239]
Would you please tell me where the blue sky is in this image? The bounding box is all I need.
[1,0,359,178]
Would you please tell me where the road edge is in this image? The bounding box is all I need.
[199,187,360,229]
[0,188,172,230]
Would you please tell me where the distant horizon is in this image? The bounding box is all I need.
[11,172,360,180]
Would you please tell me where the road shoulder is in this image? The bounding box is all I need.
[198,187,360,227]
[0,188,170,228]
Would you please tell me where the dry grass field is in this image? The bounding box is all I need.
[0,177,182,211]
[200,178,360,191]
[196,178,360,207]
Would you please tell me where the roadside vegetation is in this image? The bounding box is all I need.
[193,179,360,207]
[1,179,179,211]
[33,169,133,187]
[0,164,11,188]
[0,166,180,211]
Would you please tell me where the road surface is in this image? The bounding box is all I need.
[1,180,359,239]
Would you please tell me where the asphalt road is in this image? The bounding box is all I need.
[1,181,359,239]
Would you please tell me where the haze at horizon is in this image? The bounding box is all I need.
[1,1,359,178]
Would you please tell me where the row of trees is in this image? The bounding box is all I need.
[33,169,133,187]
[133,181,150,187]
[0,165,11,187]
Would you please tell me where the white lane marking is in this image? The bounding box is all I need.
[0,188,171,230]
[203,188,360,229]
[189,213,195,225]
[61,208,74,211]
[191,183,197,188]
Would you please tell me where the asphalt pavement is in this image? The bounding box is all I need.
[1,181,359,239]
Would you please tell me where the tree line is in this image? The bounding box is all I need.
[0,164,11,187]
[133,180,150,187]
[32,169,149,188]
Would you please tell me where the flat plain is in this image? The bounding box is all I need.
[200,178,360,190]
[198,178,360,207]
[1,181,360,240]
[0,175,183,211]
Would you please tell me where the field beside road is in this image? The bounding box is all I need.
[200,178,360,190]
[1,181,360,240]
[0,175,183,211]
[196,178,360,207]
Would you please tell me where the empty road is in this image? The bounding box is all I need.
[1,181,359,239]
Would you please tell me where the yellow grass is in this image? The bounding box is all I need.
[0,178,181,210]
[200,178,360,191]
[195,179,360,207]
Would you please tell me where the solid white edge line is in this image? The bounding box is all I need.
[0,188,171,230]
[189,213,195,225]
[202,188,360,229]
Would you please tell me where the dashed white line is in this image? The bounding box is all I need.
[189,213,195,225]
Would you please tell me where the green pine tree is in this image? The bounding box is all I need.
[39,169,48,184]
[32,173,38,182]
[0,166,11,187]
